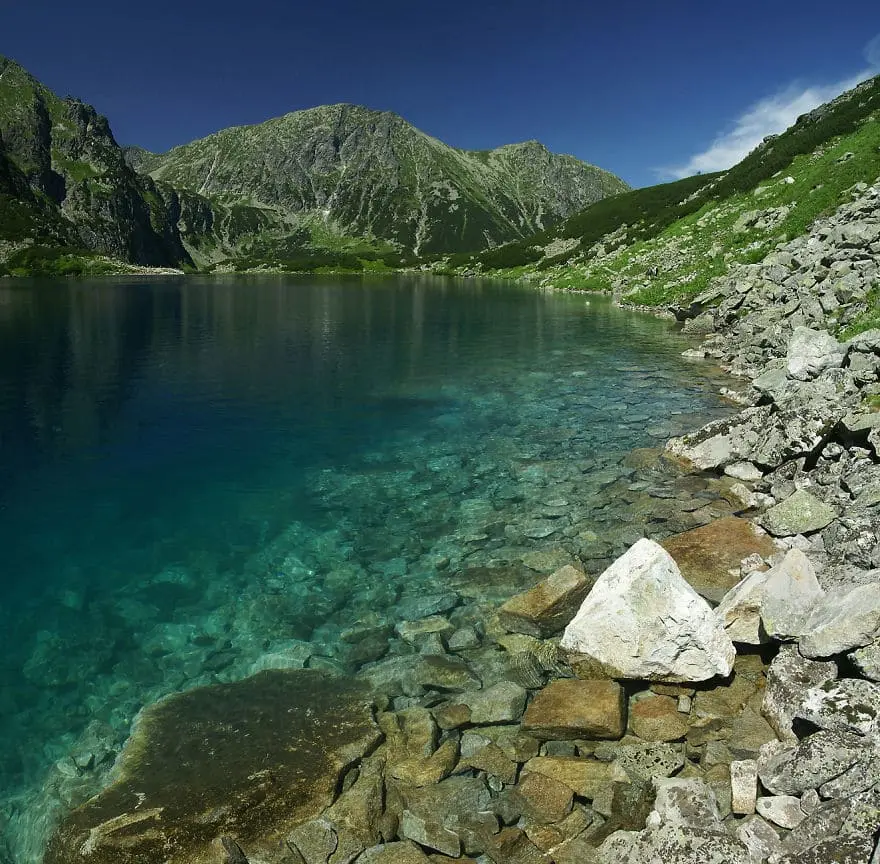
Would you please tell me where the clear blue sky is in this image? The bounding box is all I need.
[3,0,879,187]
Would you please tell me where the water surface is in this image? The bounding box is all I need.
[0,274,733,857]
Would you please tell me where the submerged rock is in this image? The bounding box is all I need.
[561,539,735,682]
[660,516,775,604]
[497,564,590,638]
[44,670,379,864]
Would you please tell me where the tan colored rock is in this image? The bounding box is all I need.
[523,756,625,799]
[433,703,471,730]
[629,693,688,742]
[458,742,518,784]
[498,565,590,638]
[730,759,758,815]
[522,679,625,740]
[390,738,459,787]
[44,671,379,864]
[515,772,573,824]
[661,516,775,604]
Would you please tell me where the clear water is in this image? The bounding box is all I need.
[0,274,733,856]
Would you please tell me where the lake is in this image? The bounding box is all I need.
[0,274,733,859]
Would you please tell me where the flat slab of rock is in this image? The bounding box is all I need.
[498,564,590,638]
[660,517,775,604]
[759,489,837,536]
[522,679,625,740]
[44,670,379,864]
[561,539,735,683]
[799,582,880,659]
[786,327,845,381]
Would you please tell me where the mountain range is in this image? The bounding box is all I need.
[0,55,628,275]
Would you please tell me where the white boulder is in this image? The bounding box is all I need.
[561,539,735,682]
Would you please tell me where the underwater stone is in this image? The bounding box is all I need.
[44,670,379,864]
[497,564,590,638]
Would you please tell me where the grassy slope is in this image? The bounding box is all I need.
[461,75,880,311]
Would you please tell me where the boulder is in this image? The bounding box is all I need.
[497,565,590,638]
[758,730,867,795]
[560,539,735,683]
[514,772,574,824]
[463,681,528,725]
[522,679,625,740]
[759,489,837,536]
[756,795,806,829]
[786,327,845,381]
[762,645,837,740]
[735,815,784,862]
[850,639,880,681]
[651,778,723,831]
[660,516,775,604]
[796,678,880,737]
[523,756,626,799]
[43,671,380,864]
[665,406,772,471]
[799,582,880,658]
[597,824,752,864]
[775,834,876,864]
[399,810,459,857]
[629,693,688,742]
[715,549,823,644]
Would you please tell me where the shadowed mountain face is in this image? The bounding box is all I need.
[139,103,629,255]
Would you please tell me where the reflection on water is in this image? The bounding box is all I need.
[0,274,734,861]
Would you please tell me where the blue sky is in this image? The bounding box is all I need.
[3,0,879,187]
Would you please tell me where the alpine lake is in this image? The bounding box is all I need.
[0,274,739,860]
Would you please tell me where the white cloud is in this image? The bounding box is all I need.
[660,36,880,181]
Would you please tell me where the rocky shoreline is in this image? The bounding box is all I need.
[28,183,880,864]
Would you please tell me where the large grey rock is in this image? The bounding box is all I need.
[735,816,784,862]
[850,639,880,681]
[775,834,876,864]
[756,795,806,829]
[786,327,846,381]
[796,678,880,737]
[799,582,880,658]
[759,489,838,536]
[560,539,735,683]
[715,549,823,644]
[399,810,459,857]
[757,730,867,795]
[651,778,723,830]
[762,645,837,740]
[665,406,771,471]
[597,824,752,864]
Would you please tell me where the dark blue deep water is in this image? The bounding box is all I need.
[0,275,734,858]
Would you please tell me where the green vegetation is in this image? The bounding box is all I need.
[840,283,880,339]
[0,246,122,277]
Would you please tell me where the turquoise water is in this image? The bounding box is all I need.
[0,275,733,857]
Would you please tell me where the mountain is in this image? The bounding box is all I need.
[138,103,629,257]
[456,75,880,309]
[0,55,628,275]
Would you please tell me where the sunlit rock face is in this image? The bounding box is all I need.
[44,670,379,864]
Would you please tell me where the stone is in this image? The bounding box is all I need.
[523,756,626,799]
[730,759,758,815]
[613,743,685,781]
[786,327,846,381]
[665,405,772,471]
[775,834,876,864]
[629,693,688,742]
[459,742,518,785]
[399,810,460,857]
[759,489,837,537]
[758,730,867,795]
[288,818,338,864]
[651,778,723,830]
[357,842,432,864]
[759,549,824,640]
[396,617,455,645]
[799,582,880,658]
[486,827,550,864]
[660,517,775,604]
[597,823,752,864]
[447,627,480,652]
[433,703,471,730]
[850,639,880,681]
[560,539,735,683]
[796,678,880,737]
[389,738,459,787]
[756,795,806,829]
[463,681,528,725]
[762,645,837,740]
[497,565,591,638]
[414,655,481,692]
[522,679,625,740]
[44,671,380,864]
[515,771,574,824]
[735,815,784,862]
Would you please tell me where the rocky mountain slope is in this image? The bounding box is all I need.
[0,55,628,275]
[136,104,629,257]
[456,74,880,305]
